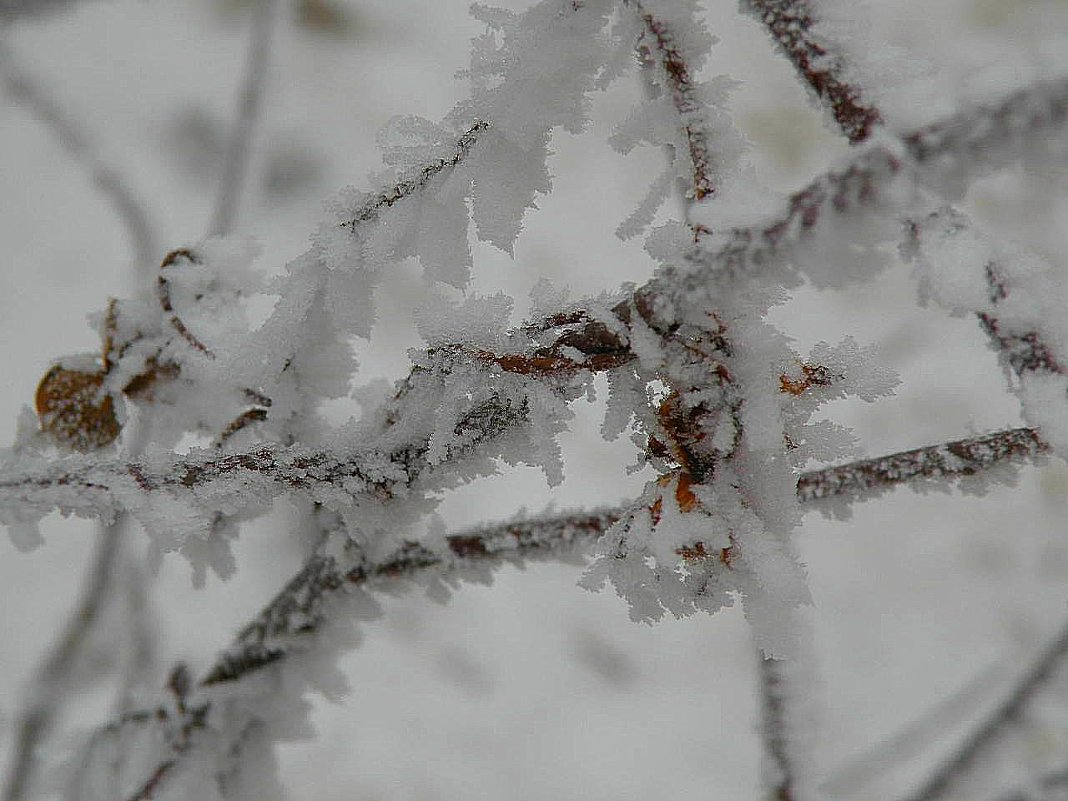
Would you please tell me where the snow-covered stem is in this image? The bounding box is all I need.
[340,119,489,232]
[687,75,1068,282]
[67,424,1046,798]
[206,425,1045,686]
[741,0,881,144]
[202,507,620,685]
[206,0,280,238]
[0,379,529,522]
[0,38,160,273]
[0,519,124,801]
[899,619,1068,801]
[624,0,716,200]
[5,78,1064,530]
[795,427,1046,505]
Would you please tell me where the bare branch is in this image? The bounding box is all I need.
[0,38,160,272]
[206,0,281,238]
[759,655,798,801]
[1,520,125,801]
[900,619,1068,801]
[742,0,882,144]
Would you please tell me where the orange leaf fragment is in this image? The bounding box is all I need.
[35,366,121,451]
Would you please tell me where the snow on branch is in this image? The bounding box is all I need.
[339,119,489,233]
[202,506,621,686]
[906,207,1068,456]
[84,424,1048,799]
[683,75,1068,287]
[795,426,1047,508]
[190,426,1055,689]
[626,0,717,199]
[741,0,882,143]
[5,73,1068,556]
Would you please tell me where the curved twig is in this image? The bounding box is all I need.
[0,38,160,272]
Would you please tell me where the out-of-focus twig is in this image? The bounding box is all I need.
[759,655,798,801]
[0,38,160,272]
[899,619,1068,801]
[206,0,281,238]
[1,519,124,801]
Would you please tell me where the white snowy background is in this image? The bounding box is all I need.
[2,0,1068,798]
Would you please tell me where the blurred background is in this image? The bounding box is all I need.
[2,0,1068,798]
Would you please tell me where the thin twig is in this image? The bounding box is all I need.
[624,0,715,200]
[899,619,1068,801]
[759,655,798,801]
[206,0,281,238]
[0,520,125,801]
[742,0,882,144]
[821,657,1007,797]
[340,120,488,232]
[0,38,160,271]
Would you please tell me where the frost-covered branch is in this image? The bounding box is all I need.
[90,424,1048,798]
[0,384,531,528]
[625,0,716,200]
[201,425,1045,687]
[795,427,1046,506]
[742,0,882,144]
[900,619,1068,801]
[905,207,1068,456]
[202,507,620,686]
[4,75,1063,585]
[340,119,489,232]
